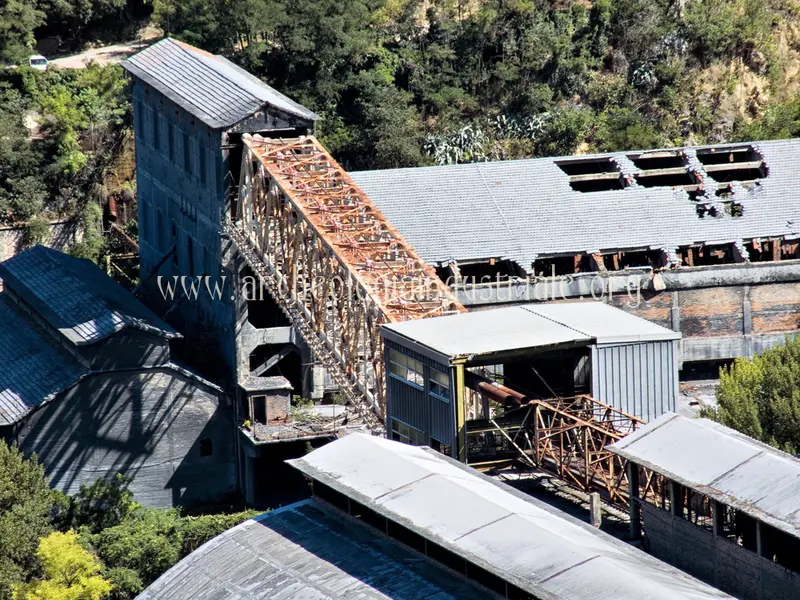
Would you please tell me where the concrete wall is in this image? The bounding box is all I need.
[0,221,80,262]
[14,368,236,508]
[642,503,800,600]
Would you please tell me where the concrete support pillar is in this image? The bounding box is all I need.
[628,461,642,540]
[670,291,681,333]
[589,493,602,528]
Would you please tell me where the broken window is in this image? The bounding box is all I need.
[696,145,768,183]
[556,157,628,192]
[532,255,589,276]
[630,150,699,188]
[682,244,735,266]
[601,249,659,270]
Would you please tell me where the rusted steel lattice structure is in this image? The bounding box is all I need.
[227,135,464,423]
[467,380,647,507]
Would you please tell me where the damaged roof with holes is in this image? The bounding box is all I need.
[288,433,732,600]
[0,245,178,346]
[136,499,490,600]
[609,412,800,540]
[122,37,319,129]
[351,139,800,273]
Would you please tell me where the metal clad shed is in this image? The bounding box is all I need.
[289,433,732,600]
[381,302,680,444]
[608,412,800,538]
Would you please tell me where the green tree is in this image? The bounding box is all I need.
[0,442,59,600]
[0,0,45,65]
[13,531,112,600]
[704,336,800,454]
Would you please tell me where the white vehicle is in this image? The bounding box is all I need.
[28,55,48,71]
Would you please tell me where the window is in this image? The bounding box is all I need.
[388,348,423,388]
[140,200,150,244]
[187,236,195,276]
[199,143,207,185]
[199,438,213,457]
[135,102,146,143]
[390,419,425,446]
[429,368,450,402]
[171,221,178,267]
[157,210,166,252]
[152,113,160,151]
[183,132,191,174]
[167,122,175,161]
[252,395,266,424]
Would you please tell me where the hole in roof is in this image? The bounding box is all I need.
[556,158,628,192]
[629,150,686,170]
[696,145,768,182]
[635,171,698,187]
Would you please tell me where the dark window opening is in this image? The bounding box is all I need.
[171,222,178,267]
[242,265,291,327]
[601,250,659,271]
[735,511,759,553]
[135,102,146,143]
[635,171,697,188]
[426,540,466,574]
[466,562,507,595]
[152,114,160,151]
[199,438,212,457]
[454,259,521,283]
[746,239,780,262]
[314,481,349,511]
[199,144,207,185]
[187,236,194,276]
[533,255,588,276]
[629,151,686,170]
[168,122,175,161]
[183,132,191,174]
[251,394,267,424]
[387,520,426,553]
[569,177,626,192]
[430,438,452,457]
[349,499,386,531]
[760,522,800,572]
[694,244,734,266]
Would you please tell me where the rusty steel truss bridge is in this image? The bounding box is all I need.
[226,134,653,511]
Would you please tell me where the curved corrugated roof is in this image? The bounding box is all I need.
[289,433,733,600]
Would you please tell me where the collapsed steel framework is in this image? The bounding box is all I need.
[228,135,464,423]
[466,380,648,507]
[228,134,650,506]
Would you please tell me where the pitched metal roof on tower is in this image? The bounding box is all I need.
[0,245,178,346]
[289,434,732,600]
[609,412,800,539]
[351,139,800,272]
[122,37,319,129]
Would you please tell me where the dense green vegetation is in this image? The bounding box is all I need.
[702,336,800,454]
[150,0,800,169]
[0,442,258,600]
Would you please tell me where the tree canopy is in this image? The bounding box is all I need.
[704,336,800,454]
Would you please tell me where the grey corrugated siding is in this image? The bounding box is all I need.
[591,341,677,421]
[384,340,455,447]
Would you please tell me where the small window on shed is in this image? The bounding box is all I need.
[388,348,424,388]
[390,418,425,446]
[556,157,627,192]
[429,368,450,402]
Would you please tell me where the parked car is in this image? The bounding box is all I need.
[28,55,48,71]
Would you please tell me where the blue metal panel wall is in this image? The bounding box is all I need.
[384,340,455,447]
[591,340,677,422]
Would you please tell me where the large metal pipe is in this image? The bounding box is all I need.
[464,371,529,406]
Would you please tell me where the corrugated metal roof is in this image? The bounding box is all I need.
[136,499,490,600]
[122,38,319,129]
[608,412,800,539]
[351,139,800,271]
[0,294,87,426]
[382,301,678,360]
[289,434,732,600]
[0,245,178,346]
